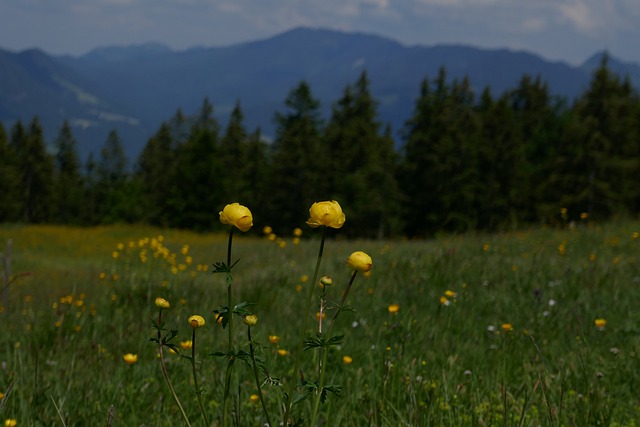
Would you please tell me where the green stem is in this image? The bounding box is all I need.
[310,270,358,426]
[157,310,192,427]
[223,227,235,427]
[283,226,327,425]
[191,328,208,426]
[248,326,273,427]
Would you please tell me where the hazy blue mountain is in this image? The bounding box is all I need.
[1,27,639,159]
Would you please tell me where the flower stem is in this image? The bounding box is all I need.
[222,227,235,427]
[310,270,358,426]
[283,226,327,425]
[156,310,192,427]
[248,326,273,427]
[191,328,208,426]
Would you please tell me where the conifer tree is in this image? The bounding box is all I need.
[11,118,55,223]
[0,123,21,221]
[268,81,326,231]
[324,71,401,237]
[96,129,132,223]
[53,120,83,223]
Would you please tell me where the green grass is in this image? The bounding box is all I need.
[1,221,640,426]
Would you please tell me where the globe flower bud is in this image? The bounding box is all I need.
[306,201,346,229]
[243,314,258,326]
[155,297,170,309]
[319,276,333,288]
[219,203,253,232]
[347,251,373,273]
[188,315,206,329]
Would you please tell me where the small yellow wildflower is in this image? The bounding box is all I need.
[580,212,588,220]
[595,318,607,330]
[268,335,280,344]
[387,304,400,313]
[444,290,457,298]
[243,314,258,326]
[319,276,333,288]
[188,315,206,329]
[439,296,450,306]
[5,419,17,427]
[123,353,138,365]
[342,355,353,364]
[250,394,259,403]
[293,227,303,237]
[277,349,289,356]
[180,340,193,350]
[263,226,273,235]
[501,323,513,332]
[155,297,170,309]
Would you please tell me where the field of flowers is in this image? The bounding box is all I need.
[1,208,640,426]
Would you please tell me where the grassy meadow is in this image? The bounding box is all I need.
[1,219,640,426]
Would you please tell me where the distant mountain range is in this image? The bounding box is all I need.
[2,27,640,159]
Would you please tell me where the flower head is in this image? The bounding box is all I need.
[347,251,373,273]
[243,314,258,326]
[293,227,303,237]
[180,340,193,350]
[155,297,170,309]
[219,203,253,232]
[388,304,400,314]
[5,420,17,427]
[501,323,513,332]
[188,315,206,329]
[250,394,259,403]
[277,349,289,356]
[306,201,346,229]
[268,335,280,344]
[595,318,607,330]
[123,353,138,365]
[342,355,353,364]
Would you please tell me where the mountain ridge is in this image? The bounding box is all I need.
[1,27,639,159]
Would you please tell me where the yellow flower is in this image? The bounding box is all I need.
[319,276,333,288]
[316,311,326,321]
[501,323,513,332]
[243,314,258,326]
[219,203,253,232]
[439,296,450,306]
[155,297,170,309]
[263,226,272,235]
[595,318,607,329]
[250,394,259,403]
[580,212,588,220]
[444,290,457,298]
[0,392,4,399]
[306,201,346,229]
[293,227,303,237]
[215,313,224,324]
[188,315,206,329]
[123,353,138,365]
[268,335,280,344]
[5,419,17,427]
[342,355,353,364]
[277,349,289,356]
[387,304,400,313]
[347,251,373,273]
[180,340,193,350]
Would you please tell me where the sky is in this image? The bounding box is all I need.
[1,0,640,65]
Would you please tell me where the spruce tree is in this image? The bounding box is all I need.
[0,123,21,221]
[53,120,83,224]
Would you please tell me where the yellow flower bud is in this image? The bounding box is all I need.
[306,201,346,229]
[293,227,303,237]
[342,355,353,364]
[268,335,280,344]
[262,226,272,235]
[243,314,258,326]
[188,315,206,329]
[319,276,333,288]
[155,297,170,309]
[180,340,193,350]
[347,251,373,273]
[219,203,253,232]
[123,353,138,365]
[5,419,17,427]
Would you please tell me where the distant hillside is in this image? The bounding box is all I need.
[1,27,639,159]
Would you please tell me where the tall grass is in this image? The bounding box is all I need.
[0,221,639,425]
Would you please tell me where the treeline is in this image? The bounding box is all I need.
[1,57,639,237]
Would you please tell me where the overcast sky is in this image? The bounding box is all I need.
[1,0,639,65]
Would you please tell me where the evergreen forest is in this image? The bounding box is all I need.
[1,57,639,238]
